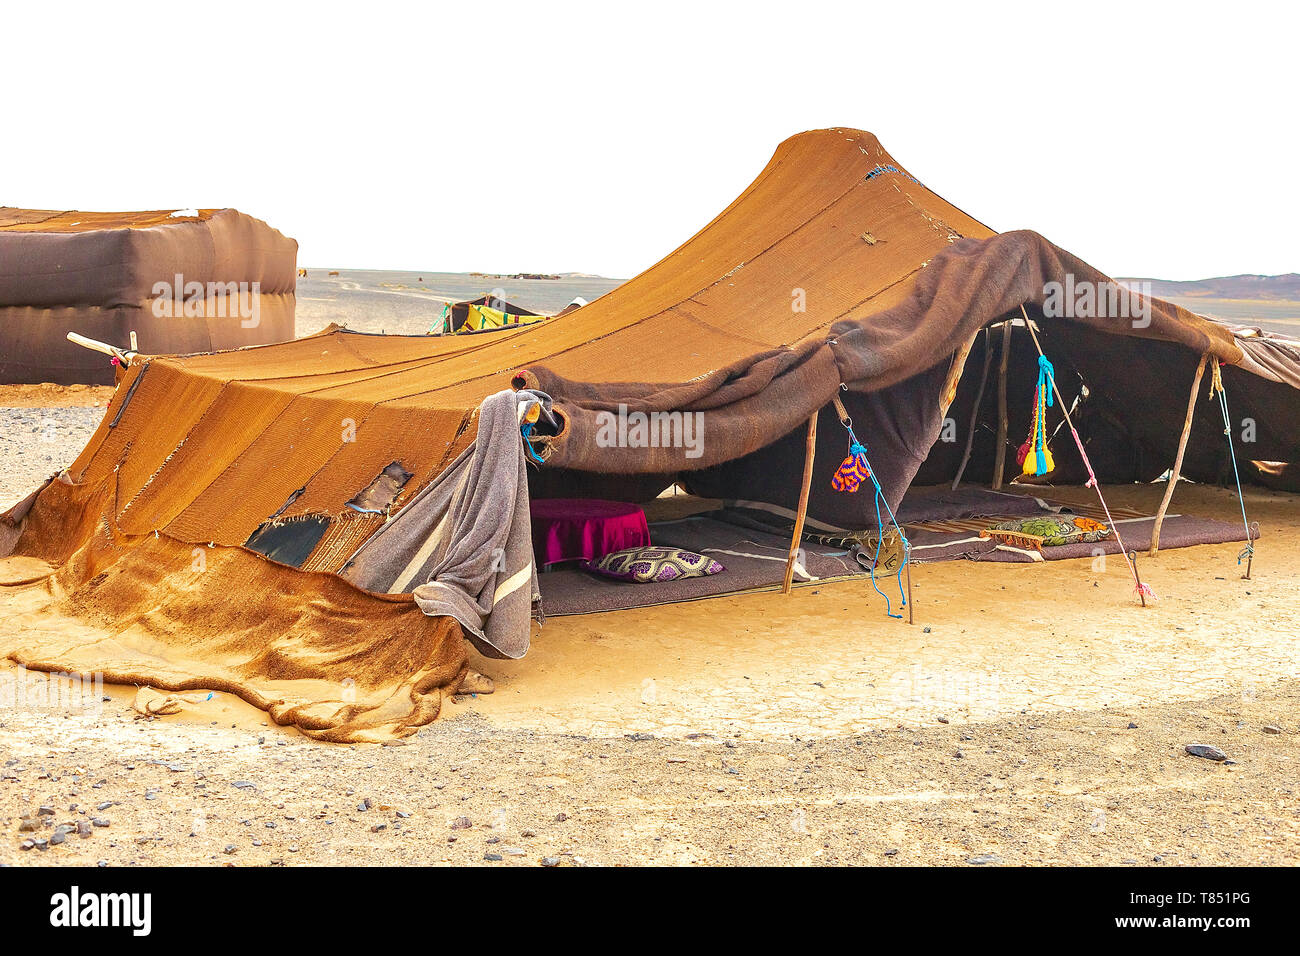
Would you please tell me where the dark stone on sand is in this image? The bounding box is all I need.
[450,816,472,830]
[1185,744,1228,762]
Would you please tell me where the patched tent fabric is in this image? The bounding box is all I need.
[2,128,1298,740]
[0,207,298,384]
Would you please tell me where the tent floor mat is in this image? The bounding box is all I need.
[537,514,868,617]
[536,504,1258,617]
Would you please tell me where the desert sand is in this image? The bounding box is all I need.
[1,385,1297,866]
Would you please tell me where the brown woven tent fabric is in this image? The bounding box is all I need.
[0,207,297,384]
[3,128,1298,740]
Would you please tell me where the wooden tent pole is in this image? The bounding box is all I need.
[1149,353,1208,556]
[951,327,993,490]
[992,320,1013,490]
[783,412,819,594]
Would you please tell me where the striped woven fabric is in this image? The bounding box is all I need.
[907,501,1149,535]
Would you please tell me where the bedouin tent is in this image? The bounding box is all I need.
[0,207,298,384]
[3,129,1298,741]
[435,294,545,334]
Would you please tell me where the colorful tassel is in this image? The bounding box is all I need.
[1020,355,1056,476]
[832,441,872,492]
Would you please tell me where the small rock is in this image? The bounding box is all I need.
[18,818,39,833]
[76,822,92,838]
[554,812,569,822]
[483,853,503,862]
[223,845,237,855]
[884,849,899,857]
[1127,722,1138,729]
[937,716,949,724]
[357,798,372,812]
[967,853,1001,865]
[231,781,256,790]
[450,816,472,830]
[1185,744,1228,762]
[49,830,66,846]
[1262,725,1282,735]
[521,829,536,838]
[540,856,561,867]
[37,805,55,816]
[91,818,109,828]
[504,847,525,856]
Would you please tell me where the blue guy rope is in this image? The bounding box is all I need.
[842,419,911,619]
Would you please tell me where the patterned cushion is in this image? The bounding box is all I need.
[584,547,725,583]
[982,515,1110,548]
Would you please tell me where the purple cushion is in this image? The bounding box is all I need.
[583,547,725,583]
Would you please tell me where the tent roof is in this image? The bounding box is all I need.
[63,128,1299,551]
[0,207,219,232]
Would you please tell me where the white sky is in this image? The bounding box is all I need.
[5,1,1296,280]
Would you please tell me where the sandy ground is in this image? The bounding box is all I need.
[2,387,1298,866]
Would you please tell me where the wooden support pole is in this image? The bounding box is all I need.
[1149,353,1208,556]
[951,327,993,490]
[992,320,1013,490]
[905,560,913,625]
[782,412,819,594]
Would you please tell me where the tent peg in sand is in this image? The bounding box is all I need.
[1149,353,1209,556]
[782,412,819,593]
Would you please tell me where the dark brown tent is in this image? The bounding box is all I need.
[0,207,297,384]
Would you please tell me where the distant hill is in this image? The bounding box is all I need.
[1119,273,1300,301]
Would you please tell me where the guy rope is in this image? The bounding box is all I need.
[1208,359,1257,579]
[1018,305,1154,606]
[831,390,912,620]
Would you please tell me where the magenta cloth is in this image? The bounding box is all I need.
[530,498,651,567]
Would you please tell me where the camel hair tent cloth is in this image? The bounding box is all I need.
[0,207,298,385]
[2,128,1298,741]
